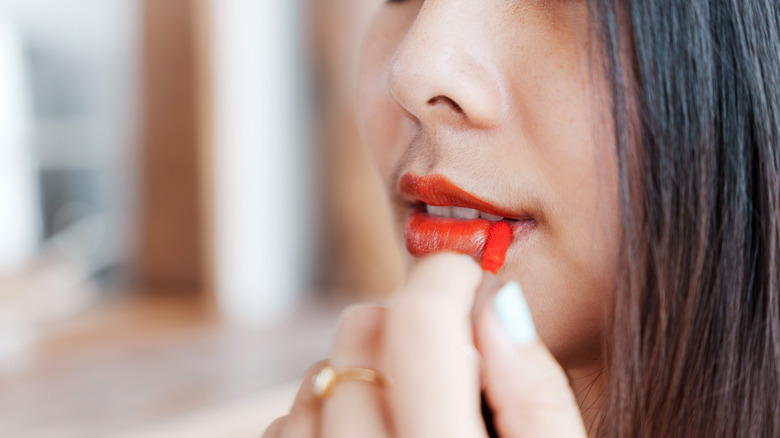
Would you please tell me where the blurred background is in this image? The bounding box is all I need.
[0,0,403,436]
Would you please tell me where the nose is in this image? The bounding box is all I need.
[388,0,507,129]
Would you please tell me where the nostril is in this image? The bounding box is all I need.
[427,95,464,114]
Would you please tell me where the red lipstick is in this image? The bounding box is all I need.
[400,174,517,218]
[481,221,511,274]
[405,209,493,258]
[401,173,524,272]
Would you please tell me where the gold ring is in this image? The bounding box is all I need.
[311,365,391,399]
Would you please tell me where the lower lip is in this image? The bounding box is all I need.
[405,208,533,259]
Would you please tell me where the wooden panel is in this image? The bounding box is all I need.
[137,0,212,294]
[312,0,404,297]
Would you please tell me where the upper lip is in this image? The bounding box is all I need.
[398,172,529,220]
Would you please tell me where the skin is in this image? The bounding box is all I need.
[266,255,588,437]
[265,0,622,436]
[360,0,619,385]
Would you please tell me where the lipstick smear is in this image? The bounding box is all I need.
[481,221,512,274]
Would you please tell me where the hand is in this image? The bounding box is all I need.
[263,253,587,437]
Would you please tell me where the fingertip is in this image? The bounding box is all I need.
[417,252,481,272]
[475,291,584,436]
[384,253,491,438]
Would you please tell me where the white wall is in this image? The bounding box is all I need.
[0,0,139,275]
[210,0,313,325]
[0,18,37,272]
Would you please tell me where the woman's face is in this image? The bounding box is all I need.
[357,0,620,371]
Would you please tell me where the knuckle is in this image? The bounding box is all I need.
[261,415,287,438]
[497,354,579,417]
[531,371,576,407]
[332,305,387,366]
[337,304,385,334]
[334,304,386,346]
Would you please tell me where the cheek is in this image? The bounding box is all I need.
[552,140,621,368]
[357,29,394,184]
[517,147,620,370]
[358,74,406,183]
[357,7,420,185]
[500,53,621,369]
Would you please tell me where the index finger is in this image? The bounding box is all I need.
[384,253,487,438]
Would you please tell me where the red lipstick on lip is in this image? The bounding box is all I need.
[401,173,518,271]
[399,174,516,218]
[405,208,493,258]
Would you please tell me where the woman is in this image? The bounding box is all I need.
[266,0,780,436]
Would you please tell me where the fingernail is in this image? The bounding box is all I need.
[493,281,537,344]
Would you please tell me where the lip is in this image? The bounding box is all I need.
[400,173,535,260]
[399,173,521,219]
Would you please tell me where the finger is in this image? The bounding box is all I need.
[261,416,287,438]
[279,360,329,438]
[475,281,587,437]
[385,253,487,438]
[322,305,391,438]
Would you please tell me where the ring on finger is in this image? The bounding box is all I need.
[311,364,392,399]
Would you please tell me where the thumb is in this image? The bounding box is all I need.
[474,281,587,438]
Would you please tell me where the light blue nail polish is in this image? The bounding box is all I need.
[493,282,537,344]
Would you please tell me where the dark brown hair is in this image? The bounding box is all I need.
[589,0,780,436]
